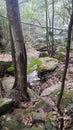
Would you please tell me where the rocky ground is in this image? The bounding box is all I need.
[0,50,73,130]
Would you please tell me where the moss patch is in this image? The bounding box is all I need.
[7,57,58,75]
[46,112,53,123]
[27,59,42,74]
[6,66,14,72]
[31,112,42,119]
[35,99,46,108]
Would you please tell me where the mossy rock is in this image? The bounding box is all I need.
[0,98,14,116]
[3,115,29,130]
[31,112,42,119]
[35,99,46,109]
[37,57,58,72]
[27,88,38,101]
[7,59,42,74]
[7,57,58,75]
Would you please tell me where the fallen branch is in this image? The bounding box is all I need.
[0,14,67,31]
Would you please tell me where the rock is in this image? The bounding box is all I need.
[27,88,38,101]
[27,48,39,61]
[41,83,61,97]
[0,98,14,116]
[31,112,45,124]
[37,57,58,73]
[39,52,48,58]
[0,54,12,77]
[2,76,38,101]
[2,76,15,91]
[27,71,40,85]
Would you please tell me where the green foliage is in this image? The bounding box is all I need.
[27,59,42,74]
[7,59,42,74]
[6,66,14,73]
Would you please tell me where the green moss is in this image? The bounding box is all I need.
[6,59,42,74]
[4,115,29,130]
[31,112,41,119]
[14,108,32,115]
[6,66,14,73]
[46,112,53,123]
[61,90,73,108]
[35,100,45,108]
[37,57,58,72]
[45,112,56,130]
[27,88,37,100]
[27,59,42,74]
[5,116,18,129]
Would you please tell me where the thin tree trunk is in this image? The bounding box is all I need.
[45,0,50,55]
[51,0,55,56]
[57,5,73,129]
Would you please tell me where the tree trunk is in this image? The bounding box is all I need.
[6,0,30,101]
[45,0,50,55]
[57,2,73,129]
[51,0,55,56]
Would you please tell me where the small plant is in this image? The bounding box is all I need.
[27,59,42,74]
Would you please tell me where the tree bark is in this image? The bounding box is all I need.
[45,0,50,55]
[6,0,30,101]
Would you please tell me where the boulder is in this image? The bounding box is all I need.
[41,83,61,97]
[0,54,12,77]
[2,76,38,101]
[37,57,58,73]
[0,98,14,116]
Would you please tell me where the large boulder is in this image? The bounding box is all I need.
[37,57,58,73]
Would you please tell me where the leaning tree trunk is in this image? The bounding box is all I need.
[6,0,30,101]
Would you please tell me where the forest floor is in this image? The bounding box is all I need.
[0,51,73,130]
